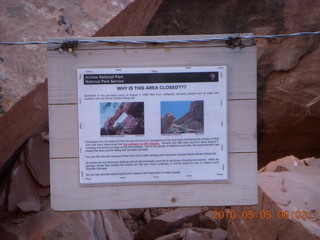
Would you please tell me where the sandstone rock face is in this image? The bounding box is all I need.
[174,101,204,132]
[0,210,106,240]
[16,196,41,213]
[135,207,206,240]
[25,134,50,187]
[155,228,227,240]
[302,157,320,167]
[0,0,145,176]
[0,0,133,169]
[7,152,41,212]
[161,101,204,134]
[101,210,133,240]
[2,153,319,239]
[228,156,320,240]
[1,0,320,239]
[94,0,164,36]
[0,82,48,169]
[259,155,305,173]
[0,0,133,113]
[146,0,320,167]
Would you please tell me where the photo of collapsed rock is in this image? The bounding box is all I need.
[161,101,204,134]
[100,102,144,135]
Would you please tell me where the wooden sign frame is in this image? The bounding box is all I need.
[48,34,257,211]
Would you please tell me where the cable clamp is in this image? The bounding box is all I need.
[57,40,78,56]
[225,36,246,49]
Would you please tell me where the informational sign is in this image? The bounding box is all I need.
[77,66,228,184]
[49,35,257,210]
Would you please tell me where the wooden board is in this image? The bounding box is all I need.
[48,34,257,210]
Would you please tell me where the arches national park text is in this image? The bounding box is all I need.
[77,66,227,184]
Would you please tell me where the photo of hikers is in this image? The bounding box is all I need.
[100,102,144,135]
[161,101,204,134]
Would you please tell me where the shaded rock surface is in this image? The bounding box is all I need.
[135,207,208,240]
[258,155,306,173]
[101,210,133,240]
[0,210,106,240]
[0,82,48,170]
[16,196,41,213]
[146,0,320,167]
[7,152,41,212]
[161,101,204,134]
[174,101,204,133]
[1,0,320,239]
[228,156,320,240]
[303,157,320,167]
[155,228,227,240]
[1,151,319,239]
[25,134,50,187]
[0,0,133,113]
[94,0,164,37]
[0,0,133,170]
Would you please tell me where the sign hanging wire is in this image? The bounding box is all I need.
[0,31,320,46]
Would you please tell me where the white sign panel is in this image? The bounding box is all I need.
[77,66,228,184]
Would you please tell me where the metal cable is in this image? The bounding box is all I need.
[0,31,320,46]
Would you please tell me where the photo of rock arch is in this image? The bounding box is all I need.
[100,102,144,135]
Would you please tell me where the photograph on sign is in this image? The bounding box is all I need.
[100,102,144,135]
[77,66,228,184]
[161,101,204,134]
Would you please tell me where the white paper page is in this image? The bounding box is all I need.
[77,66,228,184]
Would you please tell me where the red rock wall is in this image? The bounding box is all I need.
[0,0,165,170]
[0,0,134,113]
[94,0,164,36]
[146,0,320,167]
[0,82,48,168]
[0,0,163,232]
[0,0,134,169]
[1,0,320,239]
